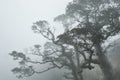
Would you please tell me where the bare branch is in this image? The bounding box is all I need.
[45,49,62,56]
[78,51,87,61]
[32,66,56,74]
[47,28,55,41]
[51,61,64,69]
[64,75,74,79]
[104,26,120,40]
[26,60,52,64]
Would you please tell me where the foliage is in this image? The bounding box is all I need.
[10,0,120,80]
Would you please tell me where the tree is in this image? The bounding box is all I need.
[10,20,86,80]
[10,0,120,80]
[54,0,120,80]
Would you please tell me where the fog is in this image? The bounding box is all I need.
[1,0,120,80]
[0,0,71,80]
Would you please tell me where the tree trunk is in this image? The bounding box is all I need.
[69,57,80,80]
[95,43,114,80]
[75,46,83,80]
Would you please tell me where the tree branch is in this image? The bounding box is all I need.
[26,60,52,64]
[32,66,56,74]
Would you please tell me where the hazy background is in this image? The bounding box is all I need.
[0,0,71,80]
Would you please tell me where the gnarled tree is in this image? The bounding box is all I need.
[10,20,88,80]
[10,0,120,80]
[55,0,120,80]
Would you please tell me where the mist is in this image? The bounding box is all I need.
[0,0,70,80]
[1,0,120,80]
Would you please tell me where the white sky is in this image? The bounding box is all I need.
[0,0,71,80]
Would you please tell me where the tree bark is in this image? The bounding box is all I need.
[75,46,83,80]
[69,57,80,80]
[95,43,114,80]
